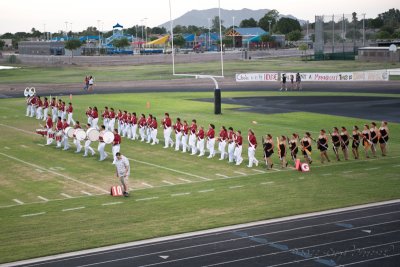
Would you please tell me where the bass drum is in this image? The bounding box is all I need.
[101,131,115,144]
[64,127,74,138]
[86,128,100,142]
[74,129,87,141]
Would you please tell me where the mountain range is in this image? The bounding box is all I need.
[159,8,306,29]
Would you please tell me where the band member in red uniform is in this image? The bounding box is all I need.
[173,118,183,151]
[162,113,173,148]
[189,119,198,155]
[91,106,99,130]
[227,127,236,163]
[151,116,159,145]
[109,108,116,132]
[61,101,66,120]
[36,96,43,120]
[218,126,228,160]
[98,125,108,161]
[45,113,54,145]
[145,114,153,143]
[117,109,123,134]
[55,116,63,148]
[62,118,70,150]
[51,97,57,122]
[379,121,389,156]
[25,95,32,117]
[181,120,189,153]
[121,110,128,138]
[102,107,109,130]
[42,97,49,121]
[30,94,37,117]
[86,107,93,125]
[206,124,216,158]
[197,126,205,157]
[112,129,121,164]
[126,112,132,139]
[234,130,243,165]
[138,114,146,142]
[67,102,75,126]
[247,129,259,168]
[57,99,63,118]
[130,112,138,140]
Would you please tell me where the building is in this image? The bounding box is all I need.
[358,46,399,62]
[0,39,13,49]
[225,27,268,48]
[18,41,65,55]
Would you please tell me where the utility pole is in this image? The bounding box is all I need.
[97,20,101,50]
[232,16,235,50]
[208,18,211,50]
[362,13,366,47]
[64,21,68,39]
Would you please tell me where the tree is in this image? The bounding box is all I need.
[298,43,308,55]
[64,39,82,58]
[259,9,279,32]
[275,17,301,34]
[369,18,384,28]
[211,16,225,32]
[261,34,274,43]
[151,27,166,35]
[375,31,391,39]
[287,30,303,41]
[173,25,187,34]
[240,18,258,28]
[0,40,5,50]
[31,28,42,38]
[112,38,130,50]
[173,35,185,47]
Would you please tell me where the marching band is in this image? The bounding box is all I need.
[30,94,391,169]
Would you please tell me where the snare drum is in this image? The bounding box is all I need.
[74,129,87,141]
[35,129,47,136]
[55,131,63,141]
[64,127,74,138]
[100,131,115,144]
[86,128,100,142]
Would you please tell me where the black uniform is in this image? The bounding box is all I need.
[332,134,340,148]
[379,128,389,144]
[289,140,298,158]
[263,142,274,157]
[352,133,360,148]
[318,137,328,151]
[362,132,370,146]
[370,130,378,144]
[279,143,285,158]
[340,133,349,149]
[301,139,311,156]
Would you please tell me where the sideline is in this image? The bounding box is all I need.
[3,199,399,267]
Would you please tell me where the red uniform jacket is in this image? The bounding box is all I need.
[109,111,115,119]
[163,117,172,129]
[248,134,257,148]
[190,123,197,134]
[43,100,49,109]
[182,124,189,135]
[198,129,205,140]
[131,115,137,125]
[219,129,228,141]
[236,135,243,146]
[174,122,182,134]
[91,111,98,119]
[113,134,121,145]
[138,117,146,127]
[46,117,53,129]
[207,128,215,139]
[67,105,73,113]
[56,121,63,131]
[151,119,158,129]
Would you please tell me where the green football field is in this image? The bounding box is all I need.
[0,90,399,263]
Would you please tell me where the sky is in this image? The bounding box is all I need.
[0,0,397,34]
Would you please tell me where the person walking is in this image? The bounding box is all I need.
[115,152,130,197]
[112,129,121,164]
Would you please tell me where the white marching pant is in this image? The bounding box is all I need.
[36,107,43,120]
[126,124,132,139]
[30,105,36,117]
[52,108,58,122]
[67,113,75,125]
[151,129,159,144]
[117,120,121,135]
[139,126,145,141]
[91,118,99,130]
[182,134,188,152]
[109,118,116,132]
[247,146,258,167]
[62,111,66,121]
[234,145,243,165]
[97,142,107,160]
[43,108,48,121]
[63,134,70,150]
[197,139,205,156]
[207,138,215,157]
[103,118,109,129]
[164,127,173,147]
[146,127,152,143]
[219,140,227,160]
[84,140,95,156]
[112,144,120,164]
[75,139,82,153]
[88,116,93,126]
[228,142,236,162]
[26,105,31,116]
[131,124,138,140]
[175,132,182,150]
[189,133,197,154]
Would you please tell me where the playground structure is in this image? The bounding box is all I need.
[103,23,134,54]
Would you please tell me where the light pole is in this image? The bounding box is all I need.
[64,21,68,39]
[232,16,235,50]
[268,21,272,35]
[144,18,148,45]
[70,22,73,37]
[97,20,101,50]
[140,19,144,49]
[362,13,366,46]
[208,18,211,51]
[43,24,46,41]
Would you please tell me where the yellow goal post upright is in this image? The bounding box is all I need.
[169,0,225,114]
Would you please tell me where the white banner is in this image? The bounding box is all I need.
[235,73,279,82]
[285,72,354,82]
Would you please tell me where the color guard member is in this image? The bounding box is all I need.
[301,132,312,164]
[247,129,259,168]
[317,129,330,163]
[340,126,350,160]
[351,125,361,159]
[370,122,379,157]
[289,133,299,161]
[379,121,389,156]
[262,134,274,169]
[362,124,371,158]
[278,136,288,168]
[331,127,341,161]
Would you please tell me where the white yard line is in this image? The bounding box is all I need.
[136,197,159,202]
[198,189,215,193]
[234,171,247,176]
[260,181,275,185]
[141,182,154,188]
[61,193,72,198]
[35,169,45,173]
[13,199,24,205]
[102,202,123,206]
[0,152,109,194]
[322,173,332,176]
[21,212,46,218]
[81,191,93,196]
[162,180,175,185]
[229,185,244,189]
[37,196,49,202]
[215,173,229,178]
[393,164,400,168]
[171,192,191,197]
[365,167,380,171]
[178,178,192,183]
[252,169,266,174]
[20,145,28,148]
[62,207,85,212]
[4,146,10,150]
